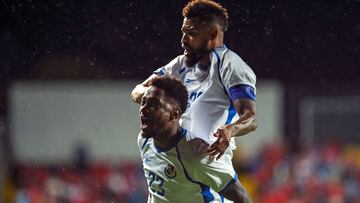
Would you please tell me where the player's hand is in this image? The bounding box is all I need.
[207,127,231,160]
[131,84,151,104]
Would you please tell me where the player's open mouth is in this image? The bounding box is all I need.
[184,49,191,56]
[140,123,150,130]
[140,116,152,129]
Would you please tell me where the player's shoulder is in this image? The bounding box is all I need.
[219,46,255,76]
[182,128,203,145]
[158,55,189,76]
[167,55,186,67]
[182,128,196,140]
[212,45,246,66]
[176,54,186,61]
[177,128,209,160]
[223,48,248,66]
[224,48,242,61]
[137,133,151,152]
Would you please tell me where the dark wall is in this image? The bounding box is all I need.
[1,0,359,81]
[1,0,360,144]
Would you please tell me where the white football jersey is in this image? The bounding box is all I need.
[154,45,256,149]
[138,127,237,203]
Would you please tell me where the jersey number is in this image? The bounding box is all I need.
[148,171,165,196]
[188,91,203,107]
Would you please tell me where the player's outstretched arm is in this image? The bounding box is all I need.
[208,98,257,159]
[225,98,257,137]
[221,180,252,203]
[130,74,159,104]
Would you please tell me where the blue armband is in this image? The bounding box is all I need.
[228,85,256,101]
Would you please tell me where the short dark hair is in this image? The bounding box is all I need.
[182,0,229,32]
[148,76,188,114]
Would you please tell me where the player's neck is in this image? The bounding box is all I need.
[153,124,182,150]
[199,57,210,68]
[199,39,224,68]
[215,32,224,47]
[211,33,224,50]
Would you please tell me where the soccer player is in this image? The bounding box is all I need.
[138,75,251,203]
[131,0,257,160]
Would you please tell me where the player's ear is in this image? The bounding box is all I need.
[170,107,181,121]
[209,26,218,41]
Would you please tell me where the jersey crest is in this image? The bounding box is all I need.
[164,164,177,179]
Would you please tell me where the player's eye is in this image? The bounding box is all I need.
[181,29,194,36]
[149,101,159,108]
[141,98,146,106]
[188,31,197,37]
[144,98,160,109]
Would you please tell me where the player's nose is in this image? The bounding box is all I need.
[139,105,147,115]
[181,35,189,46]
[181,43,188,50]
[140,105,151,115]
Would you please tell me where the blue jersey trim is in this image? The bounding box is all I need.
[225,104,236,125]
[141,138,149,150]
[200,185,215,203]
[220,195,224,203]
[218,173,238,195]
[179,127,187,136]
[229,85,256,101]
[175,146,215,203]
[154,127,187,153]
[213,48,238,126]
[153,67,165,76]
[179,67,186,74]
[212,50,229,98]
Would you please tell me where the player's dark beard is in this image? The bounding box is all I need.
[184,42,210,67]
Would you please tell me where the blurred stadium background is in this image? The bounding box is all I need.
[1,0,360,202]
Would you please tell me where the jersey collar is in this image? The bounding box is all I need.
[153,127,187,153]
